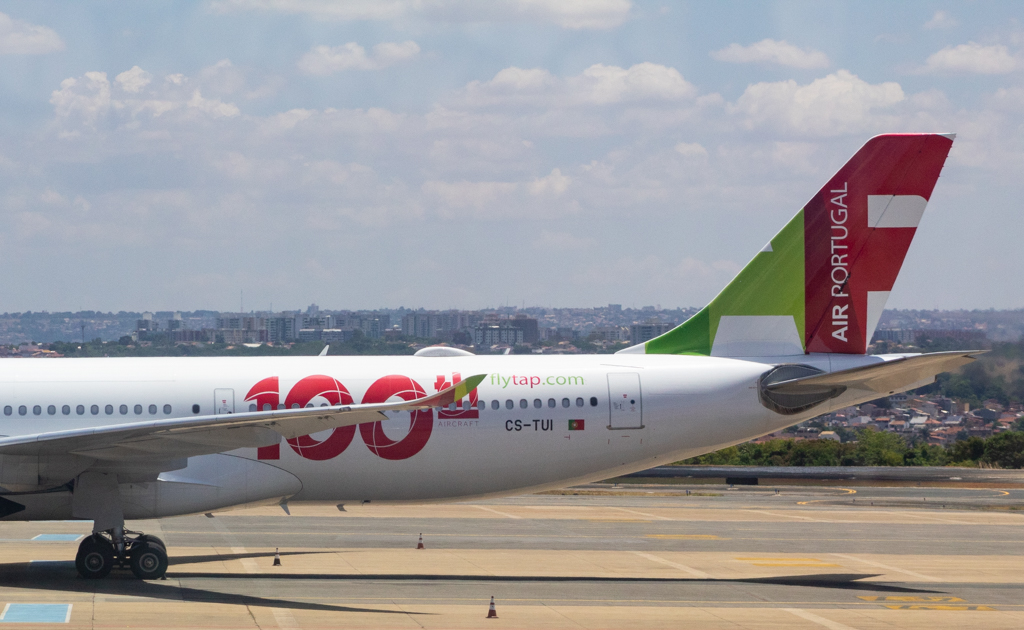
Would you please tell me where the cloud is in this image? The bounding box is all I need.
[297,41,420,74]
[923,10,957,30]
[731,70,904,136]
[115,66,153,93]
[50,66,243,133]
[674,142,708,158]
[422,168,573,218]
[0,12,64,54]
[922,42,1018,74]
[533,230,593,250]
[50,72,112,127]
[458,62,696,107]
[710,39,829,69]
[210,0,631,29]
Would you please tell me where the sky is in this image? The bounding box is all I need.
[0,1,1022,313]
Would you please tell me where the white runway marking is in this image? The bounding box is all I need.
[633,552,709,579]
[831,553,941,582]
[615,508,673,521]
[472,505,523,519]
[271,607,299,628]
[783,608,859,630]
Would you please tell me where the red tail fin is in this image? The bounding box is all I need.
[804,133,954,354]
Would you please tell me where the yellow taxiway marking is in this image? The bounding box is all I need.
[645,534,722,539]
[883,604,996,610]
[797,488,857,505]
[586,519,652,523]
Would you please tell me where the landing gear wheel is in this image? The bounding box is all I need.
[129,541,168,580]
[135,534,166,550]
[76,535,114,579]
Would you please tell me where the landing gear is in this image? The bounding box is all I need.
[129,541,168,580]
[75,534,115,579]
[74,530,168,580]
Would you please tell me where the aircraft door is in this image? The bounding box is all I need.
[214,389,235,415]
[607,373,643,429]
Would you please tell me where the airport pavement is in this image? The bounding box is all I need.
[1,484,1024,628]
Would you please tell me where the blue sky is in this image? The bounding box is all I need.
[0,1,1022,312]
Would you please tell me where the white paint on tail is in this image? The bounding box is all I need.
[711,315,803,357]
[868,195,927,228]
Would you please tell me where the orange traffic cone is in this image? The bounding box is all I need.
[273,548,281,566]
[416,533,425,549]
[487,596,497,618]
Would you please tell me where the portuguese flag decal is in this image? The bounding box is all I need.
[568,419,585,431]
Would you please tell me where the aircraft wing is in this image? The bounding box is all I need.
[763,351,982,398]
[0,374,486,461]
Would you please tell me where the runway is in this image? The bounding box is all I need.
[2,483,1024,628]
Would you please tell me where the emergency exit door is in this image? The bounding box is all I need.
[214,389,235,415]
[607,373,643,429]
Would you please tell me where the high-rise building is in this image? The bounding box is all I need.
[630,321,676,346]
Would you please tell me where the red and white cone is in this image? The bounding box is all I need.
[416,533,425,549]
[487,596,497,618]
[273,548,281,566]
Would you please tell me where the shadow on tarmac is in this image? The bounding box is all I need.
[162,571,940,593]
[0,561,424,615]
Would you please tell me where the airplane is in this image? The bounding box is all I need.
[0,133,977,580]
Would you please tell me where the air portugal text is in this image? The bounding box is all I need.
[830,181,850,343]
[490,374,585,389]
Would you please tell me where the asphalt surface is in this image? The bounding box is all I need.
[0,484,1022,628]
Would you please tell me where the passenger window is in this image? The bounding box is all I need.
[590,397,598,407]
[492,400,499,410]
[90,405,99,415]
[149,404,157,415]
[519,399,527,409]
[292,403,300,409]
[562,398,570,408]
[77,405,85,415]
[575,397,584,407]
[33,405,41,415]
[62,405,70,415]
[533,399,541,409]
[249,403,257,412]
[134,404,142,415]
[47,405,56,415]
[18,405,26,416]
[119,405,128,415]
[477,400,485,410]
[505,400,513,410]
[105,405,113,415]
[163,404,172,414]
[3,406,10,416]
[263,403,272,411]
[548,398,555,408]
[192,404,200,414]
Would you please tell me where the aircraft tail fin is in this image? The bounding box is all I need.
[619,133,955,357]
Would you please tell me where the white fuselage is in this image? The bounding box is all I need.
[0,353,882,520]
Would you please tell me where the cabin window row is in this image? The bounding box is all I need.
[247,397,600,413]
[3,404,174,417]
[488,397,599,411]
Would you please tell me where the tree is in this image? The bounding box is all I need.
[982,432,1024,469]
[854,428,907,466]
